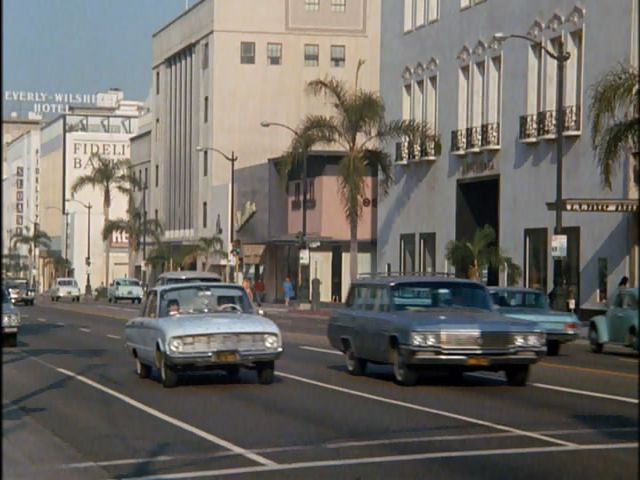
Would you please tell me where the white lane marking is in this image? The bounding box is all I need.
[123,442,639,480]
[56,322,65,326]
[21,314,30,318]
[37,317,47,322]
[531,382,639,404]
[277,371,575,447]
[300,346,340,355]
[619,358,638,363]
[106,334,121,340]
[26,356,274,467]
[79,328,91,333]
[304,346,640,406]
[64,455,177,469]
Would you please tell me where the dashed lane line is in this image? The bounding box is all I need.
[37,317,47,322]
[56,322,65,326]
[78,328,91,333]
[106,334,121,340]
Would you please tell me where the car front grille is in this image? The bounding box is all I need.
[440,331,512,350]
[183,333,265,353]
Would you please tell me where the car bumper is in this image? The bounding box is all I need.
[58,291,80,297]
[3,327,19,334]
[546,331,578,343]
[401,346,544,367]
[165,348,283,370]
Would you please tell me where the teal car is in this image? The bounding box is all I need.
[589,288,639,353]
[489,288,578,356]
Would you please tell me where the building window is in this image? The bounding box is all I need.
[331,0,346,12]
[307,179,315,201]
[418,233,436,274]
[156,71,160,94]
[204,96,209,123]
[154,209,158,222]
[16,179,23,189]
[203,151,208,176]
[330,45,345,67]
[155,165,159,187]
[458,64,470,129]
[16,191,23,201]
[144,167,148,188]
[597,258,608,303]
[294,181,301,202]
[305,0,320,11]
[16,166,23,176]
[400,233,416,274]
[241,41,255,64]
[403,0,413,32]
[304,44,319,66]
[267,43,282,65]
[203,202,207,228]
[16,203,23,213]
[486,54,502,130]
[427,0,439,22]
[566,28,584,123]
[426,73,438,130]
[526,43,543,115]
[524,228,547,293]
[414,78,424,121]
[402,81,412,120]
[202,41,209,69]
[472,59,485,128]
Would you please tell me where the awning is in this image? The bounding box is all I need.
[242,244,266,264]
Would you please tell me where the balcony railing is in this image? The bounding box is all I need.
[291,198,316,211]
[451,129,466,154]
[465,126,481,151]
[396,135,439,163]
[480,122,500,149]
[563,104,581,134]
[537,110,557,137]
[519,114,538,141]
[520,105,582,142]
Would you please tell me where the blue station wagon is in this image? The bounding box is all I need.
[327,277,546,386]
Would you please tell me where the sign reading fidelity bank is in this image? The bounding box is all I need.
[71,141,130,170]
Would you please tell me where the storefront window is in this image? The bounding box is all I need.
[400,233,416,274]
[524,228,547,292]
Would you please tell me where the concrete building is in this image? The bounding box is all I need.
[149,0,381,301]
[38,90,146,292]
[378,0,638,315]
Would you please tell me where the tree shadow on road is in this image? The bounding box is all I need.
[572,414,640,442]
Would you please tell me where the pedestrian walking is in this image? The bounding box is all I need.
[283,276,294,307]
[254,277,265,306]
[242,278,254,304]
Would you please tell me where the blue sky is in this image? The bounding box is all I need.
[2,0,188,104]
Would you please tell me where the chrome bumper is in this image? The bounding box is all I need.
[3,327,19,334]
[401,346,544,367]
[166,348,283,369]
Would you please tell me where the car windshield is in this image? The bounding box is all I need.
[6,280,27,290]
[391,282,492,312]
[491,290,548,309]
[159,285,253,316]
[118,279,141,286]
[59,280,78,287]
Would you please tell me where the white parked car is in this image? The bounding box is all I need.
[124,282,283,388]
[108,278,144,304]
[50,278,81,302]
[2,287,21,347]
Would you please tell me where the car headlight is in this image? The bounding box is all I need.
[168,337,183,352]
[411,332,439,347]
[2,313,20,326]
[264,334,280,349]
[513,334,526,346]
[526,333,545,346]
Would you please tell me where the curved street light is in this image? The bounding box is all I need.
[494,32,571,309]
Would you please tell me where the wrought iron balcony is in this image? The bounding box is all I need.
[451,129,466,154]
[529,105,582,141]
[395,138,416,163]
[480,122,500,149]
[563,104,581,134]
[465,126,481,151]
[291,198,316,210]
[519,114,538,142]
[418,134,439,159]
[396,135,440,163]
[537,110,557,138]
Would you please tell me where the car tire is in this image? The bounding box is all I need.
[345,345,367,376]
[256,361,275,385]
[447,368,465,384]
[547,340,561,356]
[392,348,417,386]
[505,365,530,386]
[4,334,17,348]
[159,355,178,388]
[113,298,118,304]
[589,326,603,353]
[135,357,151,379]
[226,365,241,382]
[131,299,135,304]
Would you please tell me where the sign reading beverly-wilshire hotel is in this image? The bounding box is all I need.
[38,93,144,291]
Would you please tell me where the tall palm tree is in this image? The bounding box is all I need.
[71,154,136,286]
[445,225,521,286]
[182,236,225,271]
[11,225,52,288]
[45,252,71,278]
[283,59,418,280]
[588,64,640,190]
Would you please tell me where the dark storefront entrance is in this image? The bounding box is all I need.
[456,176,500,284]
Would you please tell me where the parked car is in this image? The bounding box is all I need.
[2,287,21,347]
[327,276,546,386]
[50,277,81,302]
[124,282,283,388]
[5,278,35,306]
[108,278,144,304]
[155,271,222,287]
[488,287,578,356]
[589,288,639,353]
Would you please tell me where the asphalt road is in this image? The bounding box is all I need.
[3,298,638,479]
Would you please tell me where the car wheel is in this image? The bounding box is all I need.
[589,326,603,353]
[546,340,561,356]
[344,345,367,376]
[447,368,465,384]
[627,329,638,350]
[131,299,135,304]
[256,361,275,385]
[56,296,61,302]
[135,357,151,379]
[392,348,417,386]
[226,365,241,382]
[505,365,530,386]
[113,298,118,304]
[4,334,17,348]
[159,355,178,388]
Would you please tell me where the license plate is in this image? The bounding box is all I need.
[215,352,239,363]
[127,290,133,295]
[466,357,490,366]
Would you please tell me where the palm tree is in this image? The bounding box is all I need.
[11,225,52,288]
[102,200,164,279]
[182,236,225,272]
[283,59,418,280]
[45,252,71,278]
[445,225,521,286]
[71,154,136,286]
[588,64,640,190]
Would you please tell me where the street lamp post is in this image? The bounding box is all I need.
[260,121,310,302]
[494,32,571,309]
[67,198,93,296]
[196,146,238,282]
